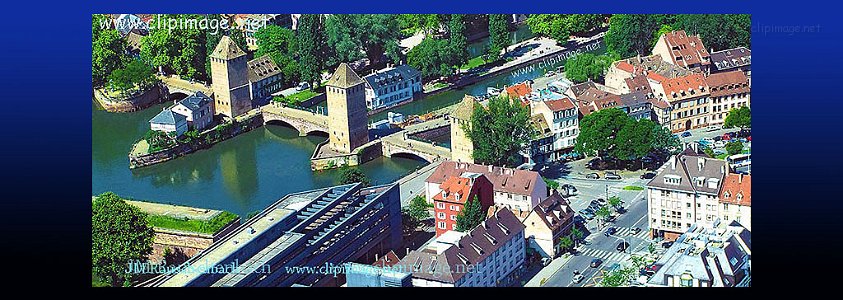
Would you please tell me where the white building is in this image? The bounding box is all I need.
[149,108,188,137]
[397,208,526,287]
[171,91,215,131]
[705,70,750,127]
[363,65,422,111]
[527,93,579,163]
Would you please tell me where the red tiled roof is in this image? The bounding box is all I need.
[647,72,668,82]
[625,75,653,95]
[434,176,476,204]
[662,73,710,102]
[660,30,710,68]
[616,61,635,73]
[719,173,751,207]
[506,83,532,99]
[705,70,750,98]
[426,161,543,196]
[577,88,621,115]
[544,97,576,112]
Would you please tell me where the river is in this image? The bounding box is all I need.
[92,102,426,217]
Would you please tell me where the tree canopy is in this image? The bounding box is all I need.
[339,167,370,186]
[448,14,470,70]
[107,59,157,95]
[526,14,606,43]
[564,52,615,83]
[93,27,129,87]
[726,141,744,156]
[464,95,535,167]
[455,195,485,232]
[92,192,155,287]
[605,14,662,58]
[297,14,327,89]
[674,14,751,51]
[724,106,751,130]
[407,37,454,78]
[140,14,210,81]
[254,25,300,86]
[488,14,511,55]
[575,108,680,160]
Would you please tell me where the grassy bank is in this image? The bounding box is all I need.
[147,211,239,235]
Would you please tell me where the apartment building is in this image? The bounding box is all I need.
[705,70,750,127]
[432,173,494,236]
[426,161,548,212]
[652,30,711,74]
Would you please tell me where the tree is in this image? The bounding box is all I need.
[595,206,611,229]
[650,124,682,155]
[605,14,661,58]
[254,25,300,86]
[325,14,363,68]
[543,177,560,192]
[564,53,614,83]
[407,195,432,226]
[526,14,606,44]
[613,118,657,161]
[571,227,584,246]
[608,196,622,210]
[558,236,574,254]
[93,29,129,87]
[92,192,155,287]
[107,59,157,94]
[574,108,629,158]
[448,14,469,71]
[651,24,674,48]
[455,195,484,232]
[701,144,716,158]
[297,14,327,90]
[601,266,636,287]
[674,14,751,51]
[723,106,751,130]
[488,14,510,55]
[726,141,744,156]
[339,167,370,186]
[397,14,445,36]
[407,37,453,78]
[356,14,402,66]
[648,243,656,255]
[464,95,535,167]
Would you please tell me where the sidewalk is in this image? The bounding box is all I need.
[524,254,573,287]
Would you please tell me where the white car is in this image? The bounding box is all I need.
[296,82,311,91]
[572,274,585,284]
[714,141,727,148]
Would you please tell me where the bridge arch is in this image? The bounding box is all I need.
[265,119,304,134]
[169,91,189,101]
[388,152,431,163]
[304,129,329,137]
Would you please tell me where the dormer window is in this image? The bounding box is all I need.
[665,175,681,185]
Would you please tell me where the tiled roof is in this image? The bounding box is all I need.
[624,75,653,95]
[434,175,485,204]
[659,30,710,68]
[568,81,597,97]
[614,54,693,82]
[506,82,532,99]
[577,88,621,116]
[662,73,710,102]
[427,161,543,196]
[531,191,574,232]
[149,109,186,126]
[210,35,246,60]
[710,47,751,71]
[397,208,524,284]
[177,91,212,112]
[719,173,751,207]
[247,55,281,83]
[450,95,478,121]
[705,71,749,98]
[327,63,364,88]
[543,97,576,112]
[649,98,671,109]
[647,154,727,195]
[619,91,649,107]
[364,65,421,91]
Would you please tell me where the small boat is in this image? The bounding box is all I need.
[486,87,502,96]
[545,70,557,77]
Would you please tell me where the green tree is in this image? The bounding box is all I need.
[407,37,453,78]
[648,243,656,255]
[448,14,469,72]
[564,53,614,83]
[325,14,363,67]
[701,144,715,158]
[339,167,370,186]
[397,14,445,36]
[140,14,210,81]
[574,108,629,158]
[595,206,611,229]
[465,95,535,167]
[605,14,661,58]
[601,266,636,287]
[651,24,674,48]
[92,192,155,287]
[93,29,129,87]
[254,25,300,86]
[297,14,327,90]
[723,106,751,130]
[674,14,751,51]
[107,59,157,95]
[608,196,622,210]
[726,141,744,156]
[571,227,584,246]
[558,236,574,253]
[357,14,402,66]
[525,14,606,44]
[92,14,110,41]
[650,124,682,155]
[407,195,432,223]
[455,195,485,231]
[488,14,511,55]
[613,118,657,160]
[543,177,560,192]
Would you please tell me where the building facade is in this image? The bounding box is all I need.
[326,63,370,153]
[519,191,575,258]
[426,161,548,212]
[449,96,478,163]
[646,154,727,241]
[247,55,284,101]
[171,91,215,131]
[149,108,188,137]
[433,173,494,236]
[397,208,526,287]
[619,91,653,121]
[210,35,252,119]
[706,71,750,127]
[652,30,711,74]
[363,65,422,111]
[529,96,579,163]
[718,173,751,231]
[650,73,711,132]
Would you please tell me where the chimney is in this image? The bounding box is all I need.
[671,156,677,170]
[698,157,705,171]
[738,174,743,183]
[488,165,493,173]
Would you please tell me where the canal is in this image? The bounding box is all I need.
[92,102,426,217]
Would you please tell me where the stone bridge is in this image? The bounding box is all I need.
[261,102,329,136]
[380,117,451,163]
[159,75,214,98]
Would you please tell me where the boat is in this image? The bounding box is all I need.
[486,87,502,96]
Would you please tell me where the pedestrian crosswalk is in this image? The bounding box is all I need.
[577,248,630,263]
[612,227,650,239]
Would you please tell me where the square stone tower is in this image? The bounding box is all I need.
[450,95,478,163]
[326,63,369,153]
[210,35,251,119]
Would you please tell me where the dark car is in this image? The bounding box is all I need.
[640,172,656,179]
[631,227,642,235]
[616,242,630,252]
[681,131,692,137]
[605,172,622,180]
[661,241,674,248]
[586,173,600,179]
[573,215,586,224]
[590,258,603,268]
[605,227,617,236]
[713,136,722,142]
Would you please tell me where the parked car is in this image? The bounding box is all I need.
[616,241,630,252]
[586,173,600,179]
[590,258,603,268]
[605,172,622,180]
[631,227,642,235]
[296,82,311,91]
[681,131,692,137]
[714,140,727,148]
[572,274,585,284]
[561,184,578,196]
[640,172,656,179]
[541,257,552,266]
[605,227,617,236]
[597,198,607,206]
[661,241,674,248]
[713,136,722,142]
[573,215,586,224]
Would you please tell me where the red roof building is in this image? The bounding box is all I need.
[652,30,711,74]
[432,173,494,237]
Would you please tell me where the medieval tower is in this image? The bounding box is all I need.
[450,95,478,163]
[326,63,369,153]
[210,35,251,118]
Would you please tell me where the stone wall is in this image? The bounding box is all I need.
[94,83,168,113]
[408,125,450,141]
[147,218,241,265]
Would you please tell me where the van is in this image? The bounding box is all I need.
[296,82,311,91]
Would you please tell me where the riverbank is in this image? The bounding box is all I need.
[93,83,169,113]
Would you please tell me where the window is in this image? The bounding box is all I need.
[451,215,457,221]
[438,222,446,229]
[438,212,446,219]
[437,202,445,209]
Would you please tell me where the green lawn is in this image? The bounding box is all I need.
[147,211,239,235]
[623,186,645,191]
[285,89,318,103]
[429,82,448,90]
[715,153,729,160]
[461,56,488,70]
